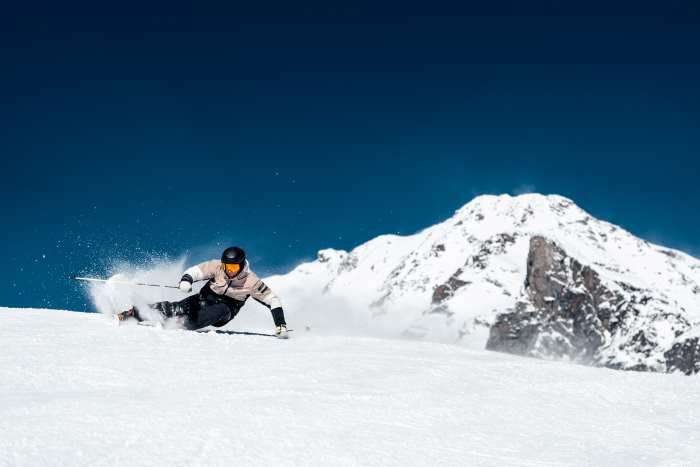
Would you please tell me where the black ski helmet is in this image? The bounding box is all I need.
[221,246,246,265]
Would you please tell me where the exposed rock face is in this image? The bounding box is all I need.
[665,335,700,375]
[487,237,694,373]
[432,269,470,305]
[468,233,517,270]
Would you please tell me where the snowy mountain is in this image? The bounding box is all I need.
[2,307,699,466]
[266,194,700,373]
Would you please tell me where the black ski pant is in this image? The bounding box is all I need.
[146,283,244,331]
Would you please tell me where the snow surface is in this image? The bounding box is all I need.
[1,307,699,467]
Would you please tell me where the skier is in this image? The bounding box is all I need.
[115,246,289,338]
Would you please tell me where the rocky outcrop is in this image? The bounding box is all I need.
[487,236,695,373]
[432,269,470,305]
[467,234,517,270]
[665,334,700,375]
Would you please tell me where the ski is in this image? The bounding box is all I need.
[198,329,294,338]
[121,320,293,337]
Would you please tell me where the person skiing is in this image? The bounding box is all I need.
[115,246,289,338]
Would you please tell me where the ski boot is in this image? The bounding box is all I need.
[275,325,289,339]
[114,306,142,324]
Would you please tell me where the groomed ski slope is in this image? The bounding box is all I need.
[1,308,698,467]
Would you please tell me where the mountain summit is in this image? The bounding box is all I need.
[268,194,700,373]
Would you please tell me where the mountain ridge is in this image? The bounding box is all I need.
[267,193,700,372]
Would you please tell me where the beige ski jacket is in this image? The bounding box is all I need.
[182,260,282,310]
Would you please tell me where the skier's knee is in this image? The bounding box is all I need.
[186,304,232,330]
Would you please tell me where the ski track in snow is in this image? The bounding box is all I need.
[1,308,699,467]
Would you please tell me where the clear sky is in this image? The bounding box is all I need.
[1,1,699,310]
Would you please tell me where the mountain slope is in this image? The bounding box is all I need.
[487,236,694,372]
[265,194,700,367]
[1,307,699,467]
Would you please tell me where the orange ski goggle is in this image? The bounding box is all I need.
[223,263,241,275]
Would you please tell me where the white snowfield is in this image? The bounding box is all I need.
[1,308,698,467]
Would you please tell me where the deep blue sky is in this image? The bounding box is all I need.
[1,1,699,310]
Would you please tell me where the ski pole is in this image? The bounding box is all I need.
[72,276,180,289]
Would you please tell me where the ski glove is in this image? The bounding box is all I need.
[179,274,193,293]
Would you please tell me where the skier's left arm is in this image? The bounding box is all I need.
[250,278,287,328]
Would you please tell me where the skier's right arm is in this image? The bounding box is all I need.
[179,260,219,292]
